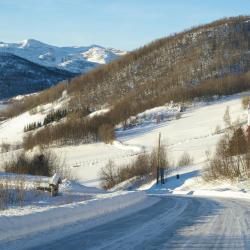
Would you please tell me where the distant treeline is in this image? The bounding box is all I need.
[24,109,67,132]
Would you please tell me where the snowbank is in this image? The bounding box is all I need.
[0,191,148,242]
[171,176,250,200]
[112,140,144,154]
[88,108,110,118]
[147,163,250,202]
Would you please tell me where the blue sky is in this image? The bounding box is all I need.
[0,0,249,50]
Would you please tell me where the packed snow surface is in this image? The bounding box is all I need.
[2,194,250,250]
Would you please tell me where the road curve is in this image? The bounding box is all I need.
[5,195,250,249]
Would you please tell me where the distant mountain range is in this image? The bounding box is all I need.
[0,39,126,99]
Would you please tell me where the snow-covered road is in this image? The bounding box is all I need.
[6,195,250,250]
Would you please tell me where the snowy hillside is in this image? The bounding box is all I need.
[1,92,250,250]
[0,91,248,187]
[0,39,126,73]
[54,93,246,186]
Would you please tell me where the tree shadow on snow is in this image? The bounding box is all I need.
[147,170,200,194]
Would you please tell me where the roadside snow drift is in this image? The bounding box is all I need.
[0,191,148,242]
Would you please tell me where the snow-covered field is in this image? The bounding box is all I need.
[1,91,250,249]
[53,93,247,186]
[1,91,250,210]
[0,92,248,187]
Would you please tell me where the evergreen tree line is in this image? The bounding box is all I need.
[43,109,67,126]
[24,109,68,132]
[24,122,42,132]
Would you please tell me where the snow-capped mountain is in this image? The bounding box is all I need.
[0,39,125,99]
[0,39,126,73]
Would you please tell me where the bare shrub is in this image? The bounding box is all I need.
[4,149,68,178]
[241,96,250,110]
[4,152,51,176]
[204,125,250,181]
[0,176,27,210]
[121,154,152,181]
[100,144,169,190]
[228,127,247,156]
[1,142,11,153]
[98,124,115,144]
[177,152,193,167]
[100,160,117,190]
[203,153,242,181]
[22,114,114,149]
[29,107,38,115]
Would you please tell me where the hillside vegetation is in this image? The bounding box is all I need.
[3,16,250,148]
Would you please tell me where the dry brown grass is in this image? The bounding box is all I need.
[0,176,27,210]
[177,152,193,167]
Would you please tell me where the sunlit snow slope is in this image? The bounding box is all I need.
[62,93,246,186]
[1,92,246,187]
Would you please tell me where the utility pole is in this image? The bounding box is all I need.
[248,102,250,127]
[156,132,161,185]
